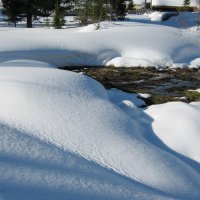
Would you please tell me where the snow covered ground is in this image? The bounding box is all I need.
[0,12,199,68]
[0,60,200,200]
[0,8,200,199]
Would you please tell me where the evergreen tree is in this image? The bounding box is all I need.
[109,0,126,20]
[2,0,23,27]
[75,0,91,25]
[90,0,106,28]
[22,0,56,28]
[183,0,191,7]
[127,0,135,11]
[2,0,72,28]
[75,0,106,27]
[116,0,126,20]
[75,0,127,25]
[53,0,66,29]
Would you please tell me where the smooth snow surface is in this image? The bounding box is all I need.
[0,13,200,68]
[145,102,200,163]
[1,64,200,200]
[0,59,56,68]
[148,12,165,21]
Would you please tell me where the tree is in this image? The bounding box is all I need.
[75,0,106,26]
[108,0,126,20]
[127,0,135,11]
[2,0,57,28]
[183,0,191,7]
[53,0,66,29]
[75,0,127,25]
[22,0,56,28]
[90,0,106,28]
[116,0,126,20]
[75,0,91,25]
[2,0,23,27]
[196,0,200,30]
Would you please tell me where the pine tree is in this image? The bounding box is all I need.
[75,0,127,25]
[2,0,67,28]
[127,0,135,11]
[116,0,126,20]
[2,0,23,27]
[183,0,191,7]
[22,0,55,28]
[90,0,106,28]
[53,0,66,29]
[75,0,92,25]
[109,0,127,20]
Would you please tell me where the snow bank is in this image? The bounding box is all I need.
[145,102,200,163]
[1,65,200,199]
[0,13,200,68]
[148,12,165,22]
[0,59,56,68]
[189,58,200,68]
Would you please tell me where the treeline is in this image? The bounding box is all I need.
[2,0,132,28]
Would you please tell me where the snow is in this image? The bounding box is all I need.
[0,8,200,199]
[0,13,200,68]
[0,59,56,68]
[152,0,198,7]
[107,88,146,107]
[189,88,200,93]
[132,0,151,5]
[189,58,200,68]
[145,102,200,163]
[1,62,200,199]
[148,12,165,21]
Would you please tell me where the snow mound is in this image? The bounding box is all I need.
[145,102,200,163]
[1,66,200,199]
[0,59,56,68]
[189,58,200,68]
[107,88,146,107]
[106,57,155,67]
[78,24,99,32]
[0,13,200,68]
[148,12,165,22]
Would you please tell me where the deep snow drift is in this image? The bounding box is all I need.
[0,61,200,199]
[0,13,200,68]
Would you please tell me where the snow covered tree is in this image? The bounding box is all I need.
[53,0,66,29]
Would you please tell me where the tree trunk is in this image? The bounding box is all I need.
[26,0,33,28]
[27,12,33,28]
